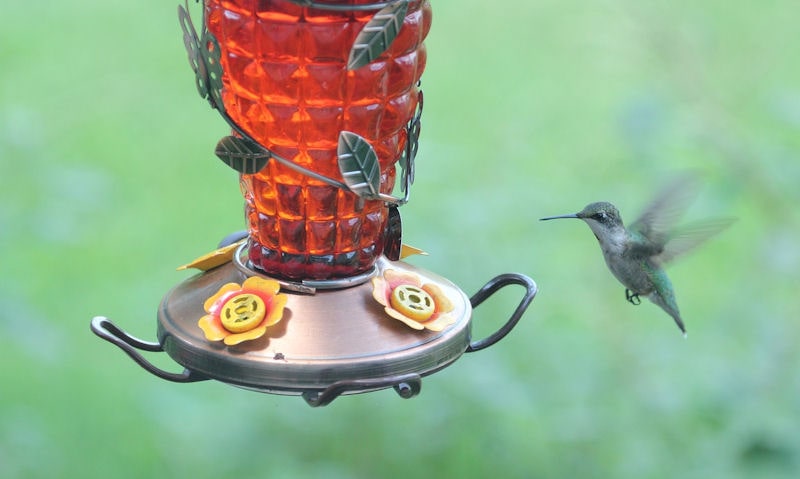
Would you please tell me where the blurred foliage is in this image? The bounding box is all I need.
[1,1,798,478]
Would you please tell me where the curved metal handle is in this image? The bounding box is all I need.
[90,316,208,383]
[466,273,537,353]
[302,373,422,407]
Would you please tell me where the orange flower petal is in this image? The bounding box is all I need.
[371,277,390,307]
[383,269,422,289]
[203,283,241,312]
[263,293,288,327]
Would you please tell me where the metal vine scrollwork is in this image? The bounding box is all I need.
[179,0,276,175]
[178,0,223,111]
[399,88,423,195]
[178,0,421,206]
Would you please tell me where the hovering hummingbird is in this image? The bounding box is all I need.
[540,174,734,335]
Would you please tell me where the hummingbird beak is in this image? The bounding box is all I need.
[539,213,579,221]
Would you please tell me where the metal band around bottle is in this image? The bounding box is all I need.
[232,242,378,294]
[286,0,408,11]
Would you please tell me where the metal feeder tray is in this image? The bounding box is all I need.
[92,245,536,407]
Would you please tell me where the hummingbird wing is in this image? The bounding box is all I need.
[657,217,736,264]
[628,172,701,245]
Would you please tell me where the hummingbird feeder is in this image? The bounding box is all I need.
[91,0,537,407]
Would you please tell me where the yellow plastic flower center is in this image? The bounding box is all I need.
[219,293,266,333]
[390,285,435,321]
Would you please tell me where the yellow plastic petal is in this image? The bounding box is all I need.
[422,283,454,314]
[241,276,281,296]
[399,244,428,259]
[421,313,457,332]
[176,239,245,271]
[223,325,268,346]
[198,314,229,341]
[384,307,425,330]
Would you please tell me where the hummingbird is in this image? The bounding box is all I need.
[540,174,734,335]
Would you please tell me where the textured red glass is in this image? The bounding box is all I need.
[205,0,431,280]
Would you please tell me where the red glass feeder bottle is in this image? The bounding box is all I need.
[206,0,430,280]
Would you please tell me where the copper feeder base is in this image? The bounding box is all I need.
[92,253,536,407]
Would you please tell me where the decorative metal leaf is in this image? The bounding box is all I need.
[215,135,271,174]
[338,131,381,199]
[178,1,224,111]
[347,2,408,70]
[384,205,402,261]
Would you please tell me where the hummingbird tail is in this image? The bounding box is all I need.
[647,292,686,335]
[672,315,687,335]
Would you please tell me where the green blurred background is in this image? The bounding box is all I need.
[2,1,798,477]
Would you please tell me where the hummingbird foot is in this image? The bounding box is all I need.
[625,289,642,305]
